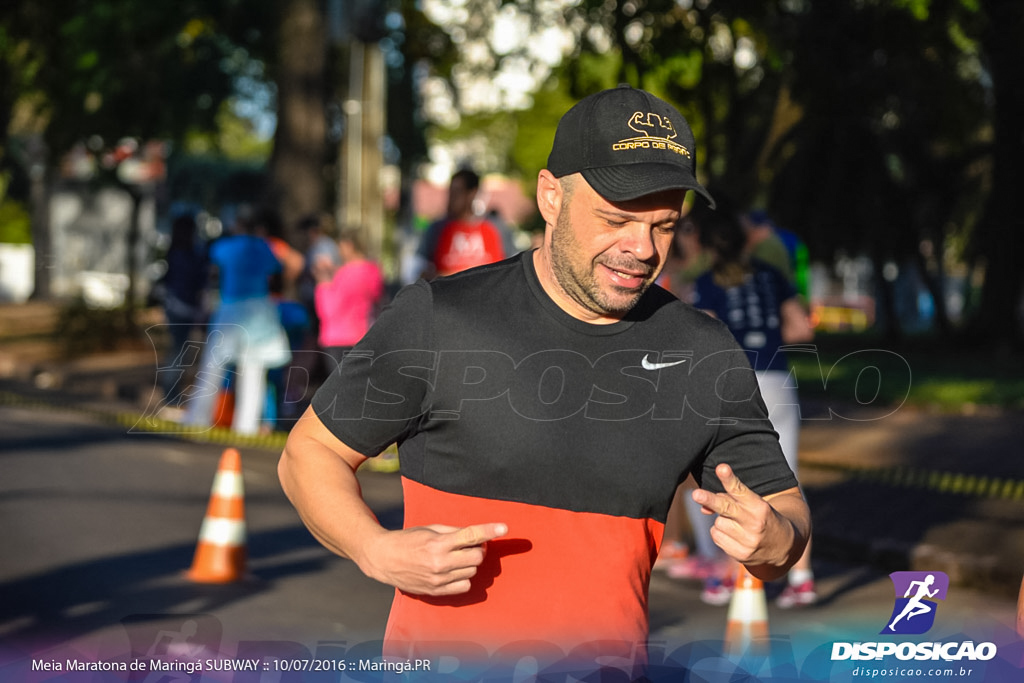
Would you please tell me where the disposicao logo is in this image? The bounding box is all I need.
[830,570,998,663]
[882,571,949,635]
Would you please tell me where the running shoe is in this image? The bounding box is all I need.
[776,580,818,608]
[700,575,735,606]
[667,555,727,581]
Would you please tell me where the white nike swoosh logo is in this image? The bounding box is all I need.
[641,354,689,370]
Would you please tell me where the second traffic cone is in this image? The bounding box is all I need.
[211,387,235,428]
[724,564,769,656]
[187,448,247,583]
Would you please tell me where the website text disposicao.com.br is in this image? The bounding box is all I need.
[851,665,978,678]
[836,640,997,679]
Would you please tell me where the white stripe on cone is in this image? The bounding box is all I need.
[727,587,768,622]
[198,517,246,547]
[212,471,244,498]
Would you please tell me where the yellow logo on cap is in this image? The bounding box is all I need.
[612,111,692,159]
[628,112,677,139]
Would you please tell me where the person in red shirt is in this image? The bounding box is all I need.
[416,169,515,278]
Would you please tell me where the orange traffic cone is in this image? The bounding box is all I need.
[724,564,769,656]
[211,388,235,429]
[187,448,247,583]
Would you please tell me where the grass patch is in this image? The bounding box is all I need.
[789,338,1024,411]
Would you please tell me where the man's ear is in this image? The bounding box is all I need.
[536,170,563,228]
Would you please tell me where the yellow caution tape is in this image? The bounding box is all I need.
[0,390,290,451]
[799,455,1024,501]
[5,390,1017,491]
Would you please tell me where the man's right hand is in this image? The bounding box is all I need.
[360,523,508,596]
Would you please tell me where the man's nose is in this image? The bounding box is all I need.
[618,223,657,261]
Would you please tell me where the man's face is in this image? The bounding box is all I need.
[547,176,686,322]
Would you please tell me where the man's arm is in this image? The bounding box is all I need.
[278,406,507,596]
[691,463,810,582]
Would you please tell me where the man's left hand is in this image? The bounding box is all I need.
[691,463,806,573]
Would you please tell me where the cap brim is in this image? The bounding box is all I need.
[583,164,716,209]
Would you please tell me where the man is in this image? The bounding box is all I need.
[414,168,514,279]
[279,85,810,676]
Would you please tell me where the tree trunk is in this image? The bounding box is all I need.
[123,184,143,331]
[871,250,903,344]
[914,247,951,339]
[974,0,1024,347]
[271,0,328,245]
[27,136,52,301]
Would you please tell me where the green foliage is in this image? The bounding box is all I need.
[0,197,31,244]
[0,167,30,243]
[649,50,705,92]
[508,77,577,189]
[571,52,623,94]
[182,100,272,161]
[894,0,933,21]
[790,340,1024,410]
[2,1,280,160]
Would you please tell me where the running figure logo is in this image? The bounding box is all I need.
[882,571,949,635]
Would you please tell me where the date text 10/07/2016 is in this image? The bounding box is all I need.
[272,658,432,673]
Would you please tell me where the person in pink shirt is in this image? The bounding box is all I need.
[313,229,386,368]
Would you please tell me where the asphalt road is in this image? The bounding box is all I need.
[1,402,1020,682]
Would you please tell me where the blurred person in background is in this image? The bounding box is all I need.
[157,212,208,399]
[184,209,292,435]
[741,209,794,282]
[691,191,817,607]
[743,209,810,300]
[266,267,311,433]
[296,213,341,388]
[414,169,515,279]
[254,206,305,295]
[656,208,712,303]
[297,212,341,315]
[313,228,385,369]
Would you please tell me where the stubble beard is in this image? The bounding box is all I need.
[549,208,652,318]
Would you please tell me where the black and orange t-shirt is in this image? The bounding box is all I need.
[310,251,797,662]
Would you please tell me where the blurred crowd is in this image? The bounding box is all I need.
[154,168,519,439]
[154,205,384,437]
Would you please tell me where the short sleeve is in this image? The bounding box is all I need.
[687,329,799,496]
[310,282,434,456]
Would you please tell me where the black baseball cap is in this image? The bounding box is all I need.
[547,85,715,208]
